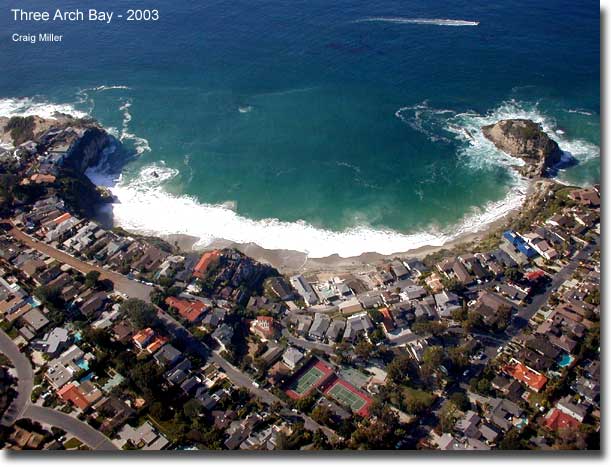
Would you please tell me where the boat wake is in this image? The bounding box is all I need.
[354,17,479,26]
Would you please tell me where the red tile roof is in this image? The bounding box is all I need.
[543,408,580,431]
[193,250,221,279]
[165,297,207,323]
[252,316,276,337]
[52,212,72,225]
[379,307,395,332]
[57,383,90,410]
[525,270,545,282]
[146,336,168,354]
[503,361,548,392]
[132,327,155,348]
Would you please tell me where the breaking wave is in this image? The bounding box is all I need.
[118,99,151,155]
[0,96,88,120]
[355,17,479,26]
[395,99,601,171]
[3,94,597,258]
[85,161,528,258]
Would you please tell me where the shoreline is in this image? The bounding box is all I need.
[154,181,533,275]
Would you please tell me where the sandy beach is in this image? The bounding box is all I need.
[157,181,535,276]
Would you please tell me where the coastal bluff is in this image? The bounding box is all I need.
[1,113,121,217]
[481,119,562,178]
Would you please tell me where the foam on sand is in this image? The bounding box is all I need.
[88,161,528,259]
[355,17,479,26]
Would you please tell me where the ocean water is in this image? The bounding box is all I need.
[0,0,600,257]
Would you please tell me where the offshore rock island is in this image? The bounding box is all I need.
[0,110,600,451]
[482,119,563,178]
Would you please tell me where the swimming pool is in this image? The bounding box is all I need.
[76,358,89,371]
[26,296,42,308]
[558,354,574,368]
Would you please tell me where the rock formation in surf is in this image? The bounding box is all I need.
[481,119,562,178]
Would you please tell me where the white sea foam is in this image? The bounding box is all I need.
[355,17,479,26]
[566,108,593,116]
[118,99,151,154]
[396,99,601,169]
[0,96,88,120]
[86,85,131,92]
[86,160,528,258]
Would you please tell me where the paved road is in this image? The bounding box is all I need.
[282,329,335,356]
[0,331,33,426]
[0,330,117,450]
[515,241,597,324]
[156,308,338,441]
[8,225,153,302]
[476,241,598,360]
[157,307,281,405]
[6,223,338,442]
[23,405,117,450]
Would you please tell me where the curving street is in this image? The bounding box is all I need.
[0,329,117,450]
[0,330,33,427]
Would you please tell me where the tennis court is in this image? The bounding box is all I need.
[326,381,367,411]
[290,366,325,395]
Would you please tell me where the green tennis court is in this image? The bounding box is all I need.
[291,366,325,395]
[327,383,366,411]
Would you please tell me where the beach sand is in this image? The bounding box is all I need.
[159,201,520,276]
[146,181,540,276]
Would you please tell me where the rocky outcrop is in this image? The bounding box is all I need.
[481,119,562,178]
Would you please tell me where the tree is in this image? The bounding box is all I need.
[386,354,413,384]
[369,327,386,345]
[402,388,436,415]
[84,270,101,289]
[504,267,522,283]
[150,401,171,421]
[423,346,444,372]
[311,404,333,426]
[498,428,524,450]
[349,407,400,449]
[354,339,374,360]
[129,360,160,400]
[442,278,464,294]
[448,346,469,371]
[449,391,470,411]
[439,400,460,433]
[183,399,202,419]
[368,308,383,323]
[121,298,158,328]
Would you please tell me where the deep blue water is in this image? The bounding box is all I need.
[0,0,601,256]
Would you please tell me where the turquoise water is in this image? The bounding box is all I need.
[27,296,42,308]
[76,358,90,371]
[0,1,600,257]
[558,354,574,368]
